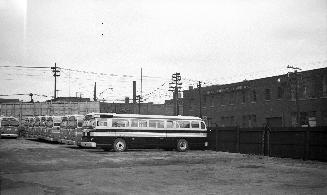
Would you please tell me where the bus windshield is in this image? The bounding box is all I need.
[82,119,95,129]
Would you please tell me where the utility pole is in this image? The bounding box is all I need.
[197,81,202,118]
[136,95,143,114]
[51,62,60,99]
[169,73,182,115]
[287,65,302,127]
[141,68,143,98]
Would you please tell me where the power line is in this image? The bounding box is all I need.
[0,65,51,69]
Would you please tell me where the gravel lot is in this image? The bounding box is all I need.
[1,138,327,194]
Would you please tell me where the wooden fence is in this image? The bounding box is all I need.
[207,126,327,161]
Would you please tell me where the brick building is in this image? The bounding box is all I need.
[183,67,327,127]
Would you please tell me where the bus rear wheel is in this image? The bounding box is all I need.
[113,138,127,152]
[177,139,188,152]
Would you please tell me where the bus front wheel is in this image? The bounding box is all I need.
[113,138,127,152]
[177,139,188,152]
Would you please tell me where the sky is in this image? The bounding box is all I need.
[0,0,326,103]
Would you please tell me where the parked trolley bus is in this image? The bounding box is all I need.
[80,113,207,152]
[40,116,50,140]
[45,116,62,142]
[24,117,35,138]
[59,115,69,144]
[0,116,20,138]
[66,114,84,145]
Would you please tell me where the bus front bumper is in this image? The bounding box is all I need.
[80,142,96,148]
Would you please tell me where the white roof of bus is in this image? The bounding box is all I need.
[0,116,19,120]
[85,113,202,120]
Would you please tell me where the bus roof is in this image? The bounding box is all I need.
[85,113,202,121]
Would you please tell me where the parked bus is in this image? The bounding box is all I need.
[39,116,49,140]
[45,116,62,142]
[80,113,207,152]
[66,114,84,145]
[76,113,95,147]
[33,116,41,138]
[24,117,35,138]
[59,115,69,143]
[0,116,20,138]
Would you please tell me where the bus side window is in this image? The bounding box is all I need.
[201,122,206,129]
[166,120,173,128]
[112,119,129,127]
[131,119,138,127]
[157,121,164,128]
[191,121,200,128]
[177,121,190,128]
[97,119,108,126]
[78,121,83,127]
[139,120,147,127]
[149,120,156,128]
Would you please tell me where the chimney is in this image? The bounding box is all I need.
[189,86,193,90]
[125,97,129,104]
[93,82,97,101]
[133,81,136,104]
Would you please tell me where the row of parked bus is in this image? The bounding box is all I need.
[23,114,85,146]
[5,113,208,152]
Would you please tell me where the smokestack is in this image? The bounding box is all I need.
[93,82,97,101]
[125,97,129,104]
[133,81,136,104]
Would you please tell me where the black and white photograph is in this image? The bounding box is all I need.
[1,0,327,194]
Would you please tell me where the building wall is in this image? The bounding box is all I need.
[183,68,327,127]
[99,101,183,116]
[0,100,184,122]
[0,102,100,121]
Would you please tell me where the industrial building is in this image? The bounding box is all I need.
[0,99,183,122]
[183,67,327,127]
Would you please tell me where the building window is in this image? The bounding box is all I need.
[229,92,235,105]
[265,89,271,100]
[221,94,226,105]
[323,75,327,97]
[221,116,225,127]
[322,110,327,126]
[308,111,317,127]
[252,90,256,102]
[242,114,256,127]
[203,95,207,106]
[210,95,215,107]
[251,115,256,127]
[242,91,246,103]
[300,112,308,127]
[230,116,235,126]
[291,112,297,127]
[277,87,283,99]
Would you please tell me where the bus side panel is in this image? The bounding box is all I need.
[90,136,115,148]
[127,137,166,149]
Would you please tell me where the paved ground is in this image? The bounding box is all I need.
[1,138,327,194]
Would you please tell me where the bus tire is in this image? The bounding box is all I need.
[113,138,127,152]
[176,139,188,152]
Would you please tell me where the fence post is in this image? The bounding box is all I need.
[236,126,240,153]
[304,128,310,160]
[215,128,218,151]
[267,127,271,156]
[261,129,265,156]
